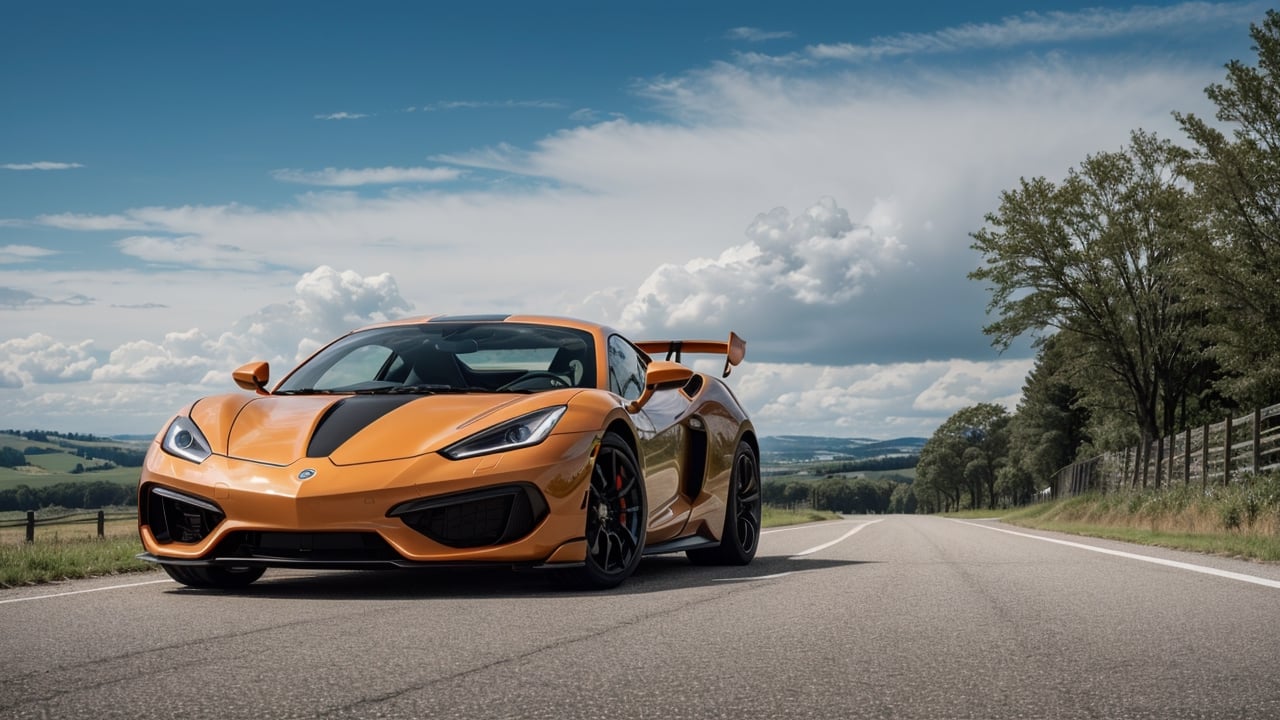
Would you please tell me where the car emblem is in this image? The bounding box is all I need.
[298,469,317,480]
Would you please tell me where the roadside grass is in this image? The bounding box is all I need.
[0,513,151,588]
[947,472,1280,562]
[0,536,152,588]
[762,505,841,527]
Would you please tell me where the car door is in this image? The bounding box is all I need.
[606,334,691,541]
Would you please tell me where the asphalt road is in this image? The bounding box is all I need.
[3,515,1279,719]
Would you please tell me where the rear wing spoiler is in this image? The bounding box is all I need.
[635,332,747,378]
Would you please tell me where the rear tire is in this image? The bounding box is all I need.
[556,433,646,590]
[162,563,265,589]
[687,440,760,566]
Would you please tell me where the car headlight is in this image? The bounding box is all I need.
[161,415,213,464]
[441,406,567,460]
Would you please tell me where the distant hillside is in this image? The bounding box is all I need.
[759,435,926,464]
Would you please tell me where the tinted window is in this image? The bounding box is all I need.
[277,322,595,393]
[607,335,647,401]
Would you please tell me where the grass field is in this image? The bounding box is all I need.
[945,476,1280,562]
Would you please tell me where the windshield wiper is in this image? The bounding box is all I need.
[273,389,343,396]
[355,384,494,395]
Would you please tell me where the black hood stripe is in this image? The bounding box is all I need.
[307,395,420,458]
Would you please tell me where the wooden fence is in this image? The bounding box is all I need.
[0,510,136,542]
[1053,402,1280,497]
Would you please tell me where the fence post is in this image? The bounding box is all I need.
[26,511,34,543]
[1224,414,1234,485]
[1155,435,1165,488]
[1253,408,1262,473]
[1184,426,1191,485]
[97,510,105,538]
[1201,423,1210,489]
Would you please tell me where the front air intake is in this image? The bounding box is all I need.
[143,485,225,544]
[388,484,549,548]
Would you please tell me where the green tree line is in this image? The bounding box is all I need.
[0,482,135,512]
[917,11,1280,511]
[764,477,917,514]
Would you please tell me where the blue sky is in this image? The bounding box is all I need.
[0,1,1267,437]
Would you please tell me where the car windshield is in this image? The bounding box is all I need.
[275,321,597,395]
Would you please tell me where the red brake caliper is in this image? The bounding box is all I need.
[616,471,626,520]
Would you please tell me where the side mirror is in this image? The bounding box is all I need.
[627,360,694,412]
[233,362,271,395]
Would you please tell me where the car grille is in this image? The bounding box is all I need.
[143,485,225,544]
[212,531,402,562]
[388,484,549,549]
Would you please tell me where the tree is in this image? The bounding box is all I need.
[888,482,917,514]
[1176,10,1280,408]
[918,404,1010,510]
[0,447,26,468]
[1004,334,1092,497]
[970,131,1207,461]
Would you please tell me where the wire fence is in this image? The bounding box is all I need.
[1052,402,1280,497]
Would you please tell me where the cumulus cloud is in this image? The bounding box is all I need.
[2,162,84,171]
[614,197,912,361]
[88,266,413,387]
[271,166,463,186]
[730,357,1034,439]
[0,334,99,384]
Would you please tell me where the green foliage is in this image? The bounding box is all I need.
[0,447,26,469]
[0,481,136,511]
[916,403,1010,511]
[970,131,1209,443]
[1176,10,1280,409]
[764,476,898,514]
[0,536,151,588]
[999,472,1280,561]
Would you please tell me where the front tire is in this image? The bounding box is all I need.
[688,440,761,566]
[558,433,646,589]
[162,563,265,589]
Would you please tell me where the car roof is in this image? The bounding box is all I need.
[352,314,619,339]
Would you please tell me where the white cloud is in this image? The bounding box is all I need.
[271,166,463,186]
[616,197,905,338]
[731,357,1034,439]
[805,2,1266,62]
[726,27,794,42]
[314,112,369,120]
[0,245,58,264]
[417,100,564,112]
[115,235,262,270]
[86,266,414,388]
[0,334,98,384]
[2,162,84,171]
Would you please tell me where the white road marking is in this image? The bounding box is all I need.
[790,519,883,558]
[954,520,1280,591]
[761,519,851,535]
[713,571,796,582]
[0,578,173,605]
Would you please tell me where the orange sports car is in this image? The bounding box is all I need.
[138,314,759,589]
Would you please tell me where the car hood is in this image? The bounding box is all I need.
[188,392,567,466]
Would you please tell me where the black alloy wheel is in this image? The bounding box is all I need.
[560,432,646,589]
[688,440,761,566]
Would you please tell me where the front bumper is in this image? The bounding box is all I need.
[138,431,598,569]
